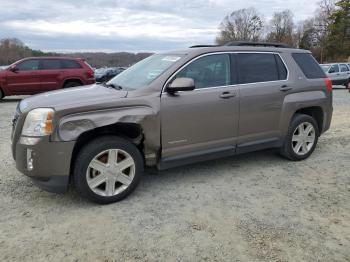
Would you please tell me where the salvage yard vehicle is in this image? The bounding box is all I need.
[11,42,333,204]
[0,57,95,99]
[320,63,350,89]
[95,67,126,83]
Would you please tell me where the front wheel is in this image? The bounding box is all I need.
[280,114,319,161]
[73,136,144,204]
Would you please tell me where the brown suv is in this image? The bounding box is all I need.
[11,42,333,204]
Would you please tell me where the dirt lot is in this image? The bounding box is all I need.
[0,90,349,262]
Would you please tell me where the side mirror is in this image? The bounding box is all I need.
[10,66,19,73]
[167,77,195,93]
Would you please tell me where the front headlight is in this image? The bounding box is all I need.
[22,108,54,136]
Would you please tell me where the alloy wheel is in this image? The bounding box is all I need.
[291,122,316,156]
[86,149,135,197]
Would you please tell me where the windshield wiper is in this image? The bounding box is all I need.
[102,82,123,90]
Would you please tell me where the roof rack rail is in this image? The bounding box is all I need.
[225,41,291,48]
[189,45,219,48]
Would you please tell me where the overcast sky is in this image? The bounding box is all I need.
[0,0,321,53]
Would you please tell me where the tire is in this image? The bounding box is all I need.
[346,80,350,92]
[73,136,144,204]
[0,88,4,100]
[63,81,82,88]
[280,114,319,161]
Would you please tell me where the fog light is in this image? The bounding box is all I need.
[27,149,33,171]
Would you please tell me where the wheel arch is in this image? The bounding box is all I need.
[69,123,144,177]
[62,78,83,88]
[293,106,324,133]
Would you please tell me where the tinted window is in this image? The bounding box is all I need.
[176,54,230,89]
[41,59,61,70]
[340,64,349,72]
[237,53,279,84]
[275,54,288,80]
[16,60,40,71]
[329,64,339,73]
[61,60,82,69]
[292,53,326,79]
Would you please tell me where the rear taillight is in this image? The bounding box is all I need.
[324,78,333,93]
[86,69,94,79]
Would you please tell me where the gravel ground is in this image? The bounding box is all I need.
[0,90,349,262]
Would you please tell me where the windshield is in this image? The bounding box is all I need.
[321,65,330,72]
[107,54,183,90]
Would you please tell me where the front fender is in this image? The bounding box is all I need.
[56,106,160,165]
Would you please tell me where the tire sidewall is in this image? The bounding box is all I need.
[284,114,319,161]
[64,82,81,88]
[74,136,144,204]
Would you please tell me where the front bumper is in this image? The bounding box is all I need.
[14,136,75,193]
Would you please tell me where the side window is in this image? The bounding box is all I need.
[329,64,339,73]
[41,59,61,70]
[292,53,326,79]
[237,53,279,84]
[275,54,288,80]
[175,54,230,89]
[16,60,40,71]
[61,60,82,69]
[340,64,349,72]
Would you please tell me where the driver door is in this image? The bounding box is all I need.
[160,53,239,165]
[6,59,41,94]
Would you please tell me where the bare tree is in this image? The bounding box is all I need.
[314,0,336,62]
[266,10,295,45]
[216,8,264,44]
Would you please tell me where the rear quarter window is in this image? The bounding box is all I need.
[61,59,82,69]
[292,53,325,79]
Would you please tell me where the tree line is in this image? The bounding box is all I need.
[0,38,152,67]
[216,0,349,62]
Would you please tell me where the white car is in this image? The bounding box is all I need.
[321,63,350,89]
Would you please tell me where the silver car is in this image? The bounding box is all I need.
[321,63,350,89]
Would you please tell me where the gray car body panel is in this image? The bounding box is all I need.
[11,45,333,192]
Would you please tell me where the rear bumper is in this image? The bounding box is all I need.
[14,136,75,193]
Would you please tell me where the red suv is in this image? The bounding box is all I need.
[0,57,95,99]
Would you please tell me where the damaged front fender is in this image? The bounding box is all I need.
[57,106,160,166]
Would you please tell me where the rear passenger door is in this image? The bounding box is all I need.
[236,52,290,152]
[38,59,62,92]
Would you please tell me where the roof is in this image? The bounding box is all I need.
[163,45,310,57]
[20,56,83,60]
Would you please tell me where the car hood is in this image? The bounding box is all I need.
[19,84,128,113]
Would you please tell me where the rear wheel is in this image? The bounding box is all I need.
[280,114,319,161]
[63,81,82,88]
[74,136,144,204]
[346,79,350,92]
[0,88,4,100]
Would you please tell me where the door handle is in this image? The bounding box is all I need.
[220,91,236,99]
[280,85,292,91]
